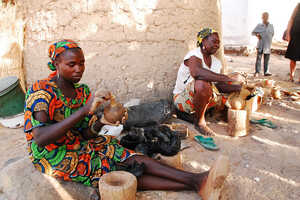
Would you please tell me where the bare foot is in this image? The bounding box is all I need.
[198,155,230,200]
[194,124,216,136]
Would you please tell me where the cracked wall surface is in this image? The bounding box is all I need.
[18,0,224,102]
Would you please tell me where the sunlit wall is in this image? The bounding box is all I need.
[18,0,224,101]
[222,0,299,47]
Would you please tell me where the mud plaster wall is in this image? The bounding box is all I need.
[0,2,25,89]
[19,0,224,102]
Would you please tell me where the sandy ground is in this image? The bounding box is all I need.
[0,54,300,200]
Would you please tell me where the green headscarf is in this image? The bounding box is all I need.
[197,28,217,47]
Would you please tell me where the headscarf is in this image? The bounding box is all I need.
[197,28,218,47]
[48,39,81,71]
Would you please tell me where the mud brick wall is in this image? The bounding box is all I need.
[0,2,25,89]
[18,0,224,102]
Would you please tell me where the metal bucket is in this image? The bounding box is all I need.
[0,76,25,128]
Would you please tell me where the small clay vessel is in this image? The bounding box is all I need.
[264,79,275,88]
[228,92,245,110]
[271,88,281,99]
[231,97,245,110]
[104,95,126,124]
[239,86,251,99]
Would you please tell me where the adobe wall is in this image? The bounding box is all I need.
[18,0,224,102]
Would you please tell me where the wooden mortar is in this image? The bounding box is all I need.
[99,171,137,200]
[227,108,249,137]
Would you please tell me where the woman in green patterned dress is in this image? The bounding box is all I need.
[24,39,229,200]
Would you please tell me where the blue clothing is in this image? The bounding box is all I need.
[255,51,270,74]
[252,23,274,54]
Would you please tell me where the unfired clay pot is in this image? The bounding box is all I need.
[103,96,126,124]
[272,88,281,99]
[230,97,245,110]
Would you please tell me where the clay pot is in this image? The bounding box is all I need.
[231,97,245,110]
[272,88,281,99]
[264,79,275,88]
[228,91,245,110]
[239,87,251,99]
[104,96,126,124]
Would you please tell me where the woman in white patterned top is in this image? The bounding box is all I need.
[173,28,241,136]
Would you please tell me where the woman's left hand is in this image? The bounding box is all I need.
[89,90,112,114]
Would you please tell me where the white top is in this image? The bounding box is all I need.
[173,47,222,95]
[99,124,124,138]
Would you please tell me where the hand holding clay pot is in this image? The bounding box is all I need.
[89,90,112,114]
[228,72,246,84]
[228,91,246,110]
[102,95,128,126]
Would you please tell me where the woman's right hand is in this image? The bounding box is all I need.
[228,72,246,83]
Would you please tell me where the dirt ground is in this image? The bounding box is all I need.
[0,54,300,200]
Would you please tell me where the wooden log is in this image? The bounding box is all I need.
[155,152,183,170]
[227,109,248,137]
[99,171,137,200]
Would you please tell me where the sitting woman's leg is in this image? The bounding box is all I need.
[193,80,216,135]
[124,155,207,190]
[193,80,212,126]
[123,155,229,200]
[137,175,191,190]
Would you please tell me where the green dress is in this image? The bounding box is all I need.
[24,75,135,187]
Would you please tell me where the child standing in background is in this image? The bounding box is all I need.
[252,12,274,77]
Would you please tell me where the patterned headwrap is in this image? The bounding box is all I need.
[48,39,81,71]
[197,28,218,47]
